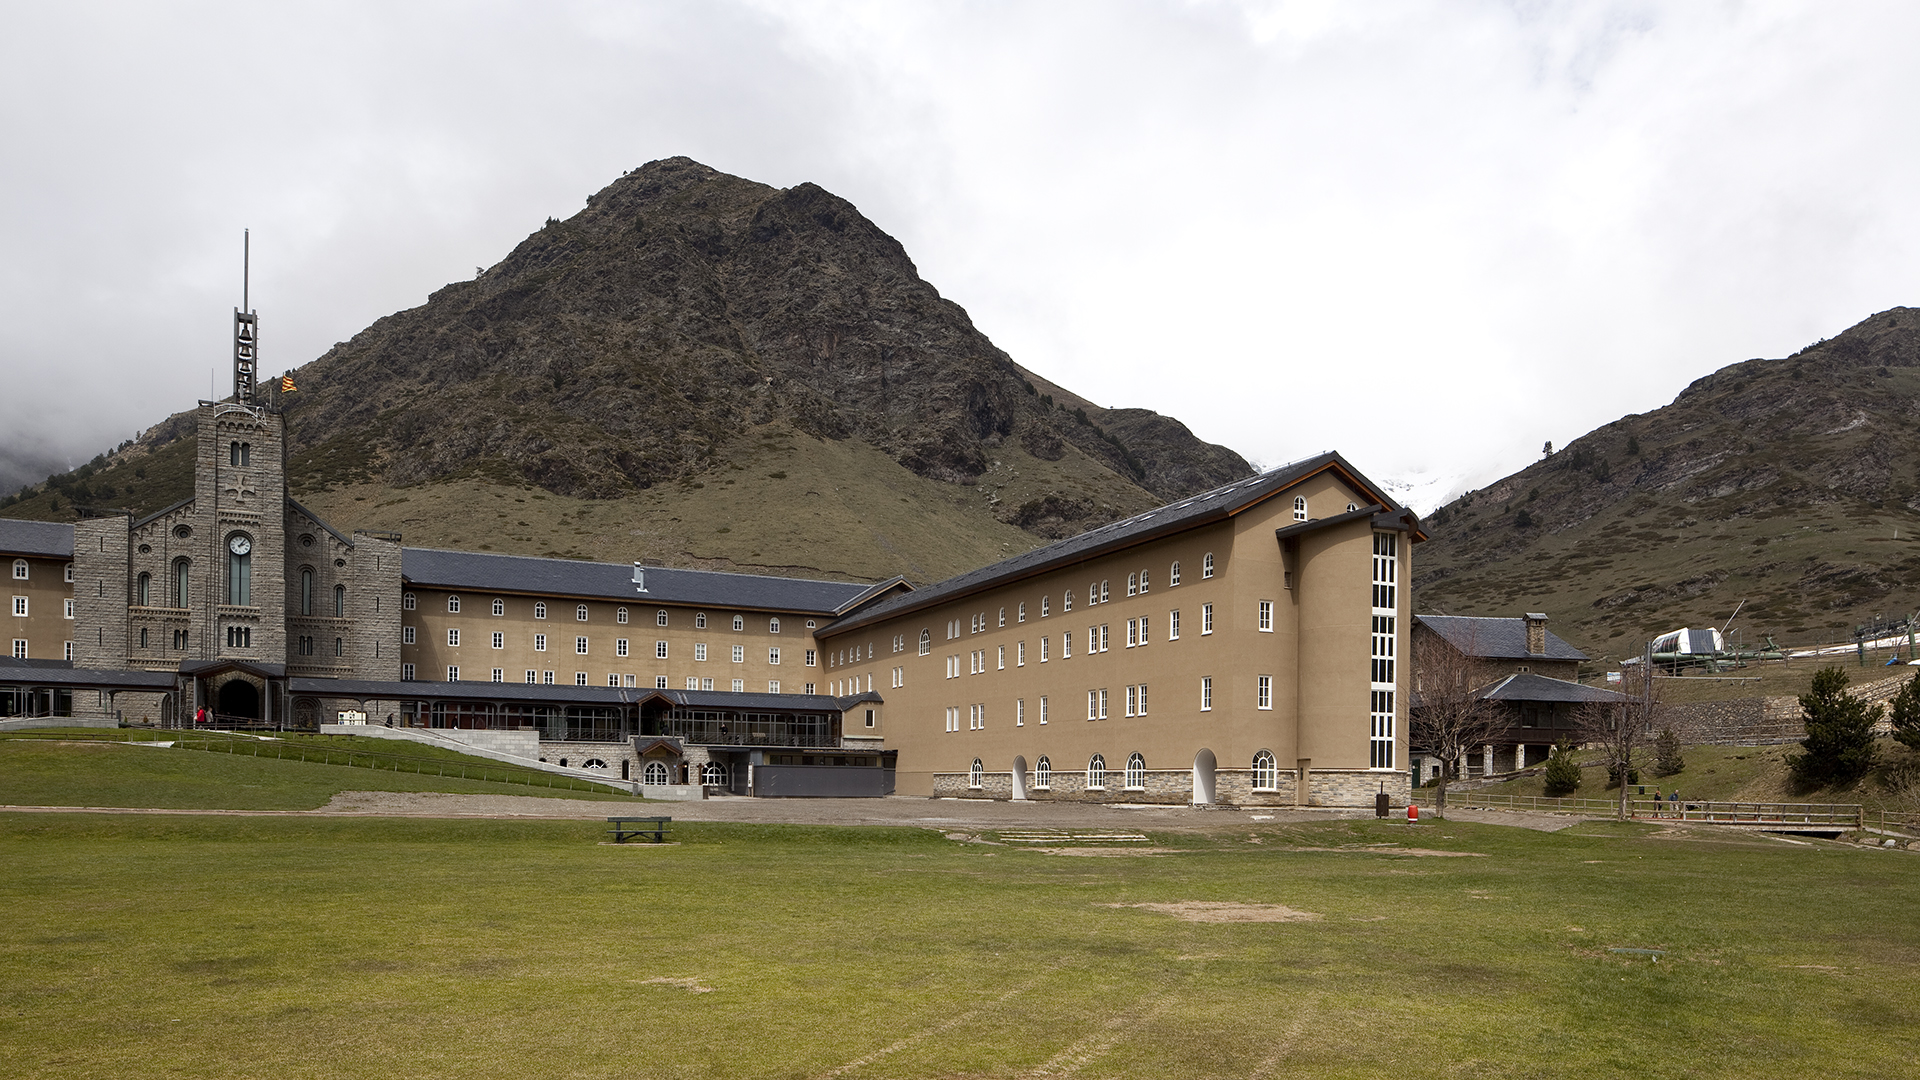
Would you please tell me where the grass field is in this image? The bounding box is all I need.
[4,754,1920,1077]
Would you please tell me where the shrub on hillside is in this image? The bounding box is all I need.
[1653,728,1686,777]
[1543,742,1582,796]
[1890,673,1920,753]
[1788,667,1880,787]
[1606,762,1640,789]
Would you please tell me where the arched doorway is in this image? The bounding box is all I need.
[217,679,260,720]
[1010,755,1028,801]
[1191,748,1217,805]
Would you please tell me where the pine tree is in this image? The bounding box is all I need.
[1889,672,1920,753]
[1653,728,1686,777]
[1788,667,1881,786]
[1543,742,1582,796]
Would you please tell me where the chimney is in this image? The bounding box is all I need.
[1524,612,1548,656]
[632,562,648,593]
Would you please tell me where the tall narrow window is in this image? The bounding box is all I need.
[1138,569,1149,593]
[225,534,252,606]
[494,598,507,616]
[1169,609,1180,639]
[334,584,346,617]
[174,559,190,608]
[1258,600,1273,632]
[1293,495,1308,521]
[1087,754,1106,789]
[1252,750,1278,790]
[136,572,151,607]
[1200,676,1212,711]
[1257,674,1273,709]
[1125,753,1145,790]
[1370,532,1400,770]
[1127,573,1138,596]
[1202,553,1214,578]
[1170,561,1181,586]
[300,568,313,615]
[1034,755,1051,787]
[1202,604,1213,635]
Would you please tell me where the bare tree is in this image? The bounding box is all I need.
[1410,626,1508,812]
[1573,663,1659,820]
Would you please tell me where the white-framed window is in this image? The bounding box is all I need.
[544,671,556,685]
[447,628,460,647]
[1139,615,1150,645]
[492,631,504,649]
[1125,753,1146,790]
[1086,754,1106,789]
[10,559,26,580]
[1169,610,1180,639]
[1016,641,1026,666]
[401,662,414,680]
[575,636,589,654]
[695,643,707,661]
[1139,569,1149,593]
[644,760,669,785]
[1293,495,1308,521]
[1039,696,1049,724]
[447,595,460,613]
[892,666,903,688]
[1034,755,1051,787]
[1100,624,1110,651]
[576,604,589,622]
[1202,553,1214,578]
[1040,635,1050,662]
[1169,560,1181,586]
[731,678,744,693]
[534,633,546,651]
[534,602,546,619]
[1126,684,1137,716]
[492,668,504,682]
[769,617,781,634]
[1371,532,1400,769]
[970,704,984,730]
[403,592,416,610]
[1200,676,1212,711]
[1252,750,1279,790]
[576,672,588,686]
[946,654,959,679]
[998,607,1007,627]
[1257,674,1273,709]
[1016,698,1026,726]
[1041,595,1051,618]
[403,625,416,645]
[946,706,960,733]
[732,615,745,631]
[491,598,505,616]
[1018,601,1027,622]
[769,647,781,665]
[1371,688,1397,769]
[526,670,537,683]
[972,649,984,674]
[1087,627,1097,654]
[731,644,745,663]
[805,649,816,666]
[1259,600,1273,632]
[63,563,73,583]
[617,607,630,624]
[769,680,780,694]
[695,612,707,629]
[969,758,983,787]
[657,640,670,659]
[918,629,931,655]
[1127,573,1138,597]
[1202,603,1213,635]
[653,608,667,627]
[1088,583,1098,606]
[447,666,460,681]
[10,596,26,617]
[686,676,699,690]
[1100,579,1110,603]
[1063,590,1072,613]
[615,638,630,657]
[656,675,669,689]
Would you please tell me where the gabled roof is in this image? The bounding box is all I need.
[821,451,1416,635]
[132,497,195,531]
[400,547,897,616]
[287,498,355,549]
[1475,672,1626,704]
[0,518,74,559]
[1414,615,1589,662]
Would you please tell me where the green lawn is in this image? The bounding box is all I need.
[3,808,1918,1078]
[0,736,641,810]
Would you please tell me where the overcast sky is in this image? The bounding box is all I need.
[6,1,1919,508]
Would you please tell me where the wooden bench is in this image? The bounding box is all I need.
[607,816,672,844]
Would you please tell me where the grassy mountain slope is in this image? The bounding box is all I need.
[1416,307,1920,665]
[0,158,1249,583]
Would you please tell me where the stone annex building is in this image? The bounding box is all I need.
[2,320,1426,806]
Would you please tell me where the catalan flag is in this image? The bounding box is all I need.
[281,375,297,393]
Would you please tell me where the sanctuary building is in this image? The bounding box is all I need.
[2,311,1424,806]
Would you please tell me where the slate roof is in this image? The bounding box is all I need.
[1475,672,1626,704]
[288,676,869,713]
[822,451,1417,635]
[0,657,174,689]
[0,518,75,558]
[1414,615,1589,662]
[401,547,902,615]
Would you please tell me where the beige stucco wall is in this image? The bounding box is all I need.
[5,552,74,662]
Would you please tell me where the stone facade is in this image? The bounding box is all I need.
[933,764,1412,807]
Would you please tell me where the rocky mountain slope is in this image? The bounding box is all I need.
[0,158,1250,583]
[1415,307,1920,664]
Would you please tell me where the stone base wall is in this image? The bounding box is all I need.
[538,740,633,779]
[934,767,1412,808]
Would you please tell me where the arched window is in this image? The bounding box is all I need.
[300,568,313,615]
[447,595,461,613]
[644,760,669,785]
[1252,750,1278,791]
[403,592,416,610]
[492,598,505,616]
[334,584,346,617]
[732,615,745,631]
[694,611,707,628]
[969,758,984,789]
[1347,502,1359,513]
[700,761,728,786]
[10,559,26,580]
[534,602,547,619]
[1125,753,1146,790]
[135,572,151,607]
[918,628,931,655]
[173,558,191,607]
[225,534,252,606]
[582,759,608,770]
[577,605,589,622]
[1293,495,1308,521]
[1202,553,1215,579]
[1033,756,1052,789]
[1087,754,1107,790]
[229,441,240,466]
[1127,572,1138,596]
[769,617,781,634]
[1170,560,1181,586]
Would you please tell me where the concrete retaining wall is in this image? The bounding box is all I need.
[934,766,1411,807]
